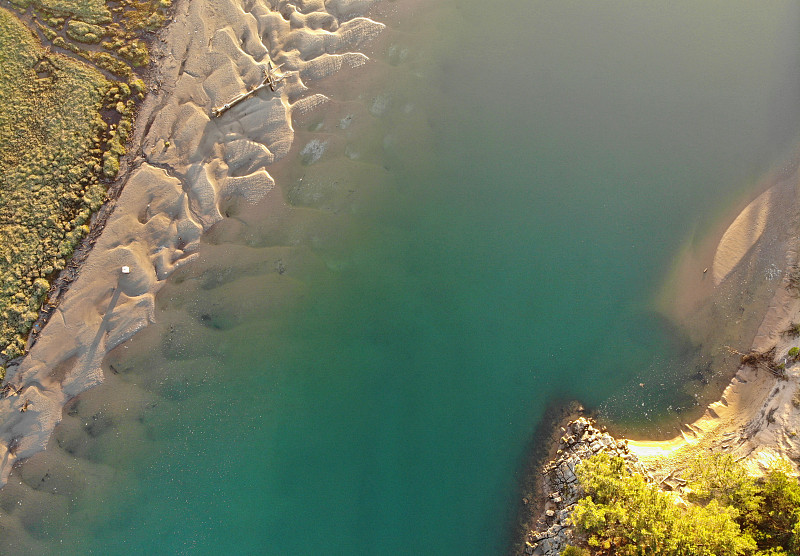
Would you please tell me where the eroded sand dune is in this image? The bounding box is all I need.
[0,0,384,484]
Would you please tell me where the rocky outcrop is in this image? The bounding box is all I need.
[523,417,651,555]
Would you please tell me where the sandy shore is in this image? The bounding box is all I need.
[628,159,800,477]
[520,162,800,554]
[0,0,385,485]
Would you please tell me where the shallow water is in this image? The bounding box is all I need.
[3,1,800,554]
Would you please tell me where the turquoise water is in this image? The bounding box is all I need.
[4,1,800,554]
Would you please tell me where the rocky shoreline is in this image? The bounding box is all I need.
[520,417,653,556]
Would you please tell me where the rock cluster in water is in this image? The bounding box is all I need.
[523,417,651,555]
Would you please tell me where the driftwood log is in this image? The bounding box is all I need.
[211,62,285,117]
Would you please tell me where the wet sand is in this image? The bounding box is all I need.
[0,0,385,485]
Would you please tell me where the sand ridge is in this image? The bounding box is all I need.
[0,0,385,485]
[713,186,774,286]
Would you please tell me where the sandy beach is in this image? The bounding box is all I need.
[520,160,800,554]
[628,159,800,477]
[0,0,385,485]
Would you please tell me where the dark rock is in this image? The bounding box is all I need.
[524,417,646,555]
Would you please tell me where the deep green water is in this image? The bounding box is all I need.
[5,1,800,554]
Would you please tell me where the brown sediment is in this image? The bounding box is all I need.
[0,0,387,486]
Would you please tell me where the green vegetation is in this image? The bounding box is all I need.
[570,453,753,555]
[0,0,170,360]
[568,453,800,556]
[65,20,106,44]
[789,347,799,360]
[9,0,169,70]
[0,7,107,358]
[562,547,590,556]
[686,455,800,554]
[9,0,111,25]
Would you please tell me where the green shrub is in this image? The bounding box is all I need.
[572,453,756,555]
[65,20,106,44]
[90,51,131,78]
[789,347,800,359]
[688,455,800,554]
[686,453,763,525]
[570,452,800,556]
[28,0,112,25]
[744,462,800,553]
[117,38,149,67]
[561,546,590,556]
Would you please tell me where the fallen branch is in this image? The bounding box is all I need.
[211,62,285,117]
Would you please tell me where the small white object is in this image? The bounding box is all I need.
[121,266,130,274]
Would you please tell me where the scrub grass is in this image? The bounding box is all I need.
[9,0,170,72]
[9,0,111,25]
[0,0,170,361]
[0,6,109,359]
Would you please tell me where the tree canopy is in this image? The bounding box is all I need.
[568,452,800,556]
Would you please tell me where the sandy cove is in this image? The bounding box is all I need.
[628,158,800,478]
[521,160,800,555]
[0,0,385,485]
